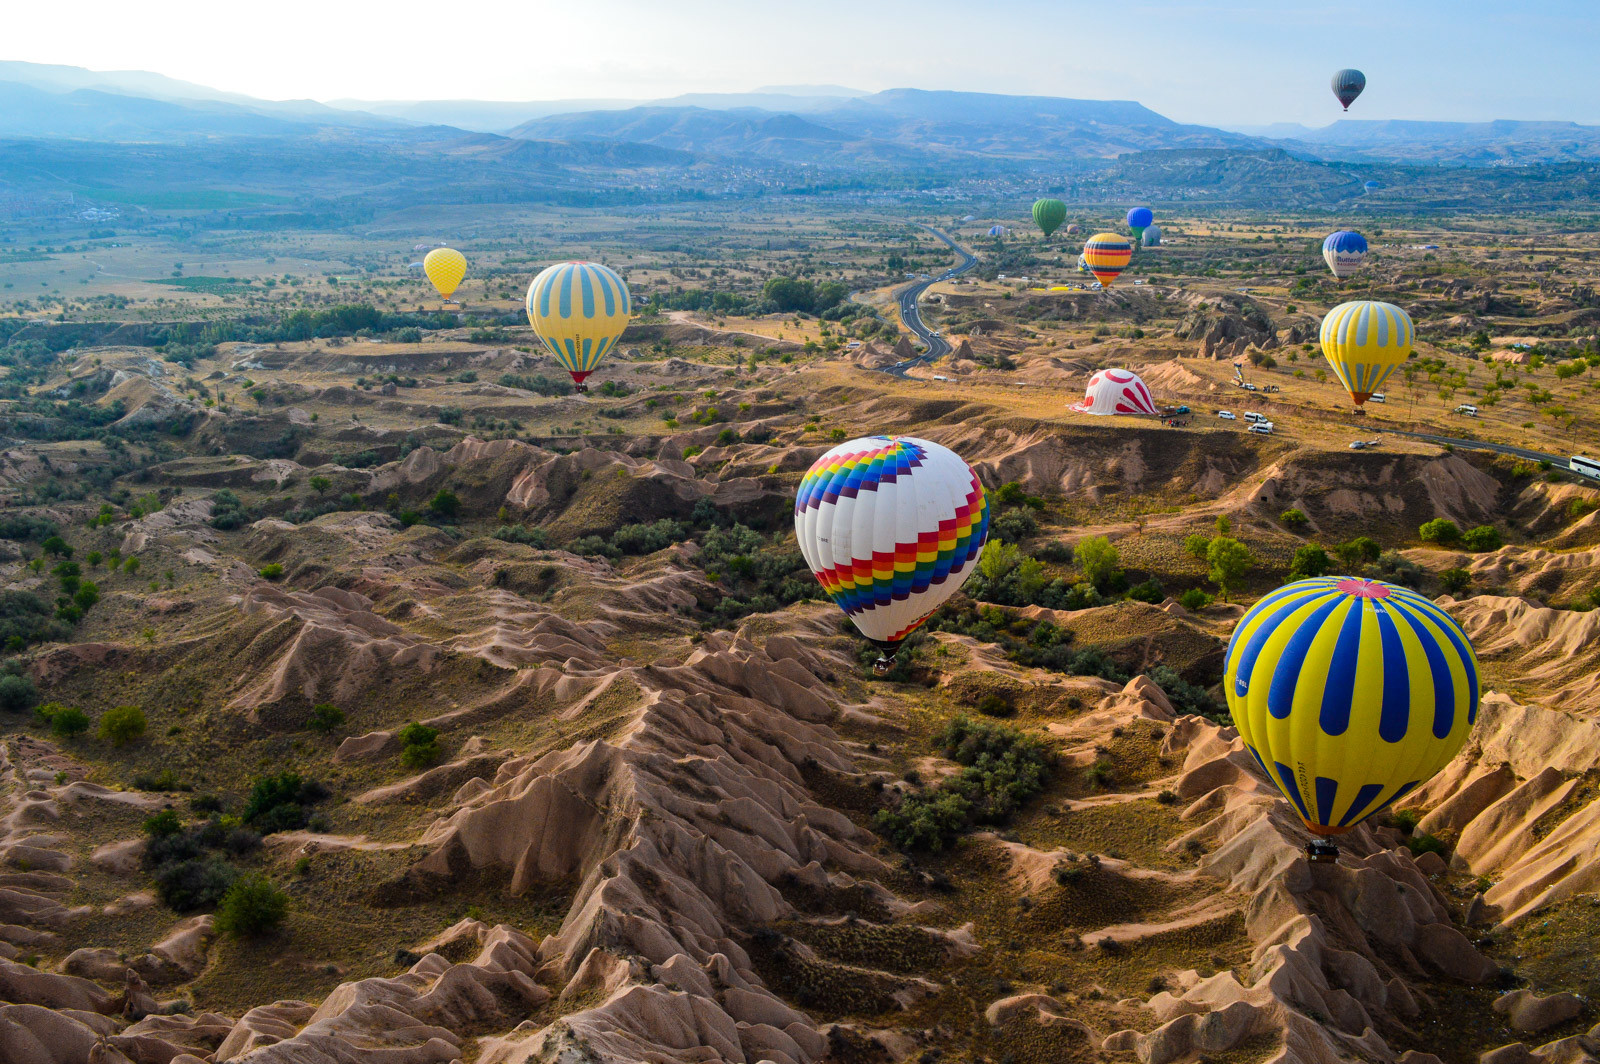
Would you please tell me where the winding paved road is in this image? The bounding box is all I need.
[1374,427,1598,481]
[882,226,978,378]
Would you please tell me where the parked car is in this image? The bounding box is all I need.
[1454,404,1478,417]
[1349,441,1367,449]
[1370,393,1387,403]
[1217,411,1237,421]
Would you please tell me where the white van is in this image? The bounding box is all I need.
[1217,410,1237,421]
[1249,422,1274,435]
[1370,393,1387,404]
[1454,404,1478,417]
[1243,412,1264,422]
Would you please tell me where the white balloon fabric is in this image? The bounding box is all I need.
[1070,368,1161,416]
[795,436,990,647]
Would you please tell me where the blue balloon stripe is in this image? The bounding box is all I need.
[1374,602,1412,743]
[1319,598,1363,736]
[1393,600,1457,739]
[1396,593,1480,720]
[1274,762,1312,823]
[579,267,596,319]
[1337,782,1388,827]
[1314,776,1340,826]
[1266,595,1345,719]
[1227,583,1333,687]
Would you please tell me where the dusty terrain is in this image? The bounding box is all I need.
[0,206,1599,1064]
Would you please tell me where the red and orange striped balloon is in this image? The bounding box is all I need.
[1083,232,1133,288]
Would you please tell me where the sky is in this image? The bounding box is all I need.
[7,0,1600,127]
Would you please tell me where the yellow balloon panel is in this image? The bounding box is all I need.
[423,248,467,300]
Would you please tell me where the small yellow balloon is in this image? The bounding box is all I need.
[1319,300,1413,406]
[423,248,467,301]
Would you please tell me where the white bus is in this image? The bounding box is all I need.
[1571,455,1600,481]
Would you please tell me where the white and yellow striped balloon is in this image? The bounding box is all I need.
[423,248,467,301]
[525,261,632,389]
[1319,300,1413,407]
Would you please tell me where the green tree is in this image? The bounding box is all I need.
[308,703,345,734]
[427,489,461,520]
[308,475,332,494]
[1206,536,1253,602]
[214,875,290,939]
[0,674,39,713]
[50,706,90,739]
[1461,525,1502,552]
[1075,535,1121,590]
[1214,514,1232,536]
[1418,518,1462,546]
[1440,568,1472,595]
[1279,508,1309,531]
[1334,537,1381,569]
[98,706,147,747]
[1184,533,1212,560]
[1289,545,1332,580]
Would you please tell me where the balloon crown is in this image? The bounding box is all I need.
[1334,577,1392,598]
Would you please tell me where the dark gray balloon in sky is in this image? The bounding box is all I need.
[1332,68,1366,111]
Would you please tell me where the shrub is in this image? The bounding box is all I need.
[1418,518,1462,546]
[1390,808,1422,834]
[1280,508,1309,530]
[143,809,184,837]
[1126,578,1164,604]
[98,706,147,747]
[1440,568,1472,595]
[976,693,1013,717]
[1373,551,1424,589]
[1289,545,1332,580]
[209,489,251,530]
[715,428,740,447]
[214,875,290,938]
[1206,536,1254,601]
[0,674,39,713]
[154,857,238,913]
[49,706,90,739]
[1145,665,1227,723]
[492,525,550,548]
[308,475,332,494]
[1461,525,1502,552]
[1406,833,1449,859]
[398,722,441,769]
[1183,533,1211,560]
[258,563,285,580]
[1177,588,1213,611]
[242,772,328,833]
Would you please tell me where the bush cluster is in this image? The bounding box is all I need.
[873,716,1052,851]
[142,811,262,912]
[242,772,330,834]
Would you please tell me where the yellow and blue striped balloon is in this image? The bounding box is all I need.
[1319,300,1413,407]
[1083,232,1132,288]
[525,261,632,389]
[1224,576,1478,836]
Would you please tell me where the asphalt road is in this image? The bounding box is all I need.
[1374,427,1598,481]
[881,226,978,379]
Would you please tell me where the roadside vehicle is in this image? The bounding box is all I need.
[1217,411,1237,420]
[1243,412,1264,422]
[1370,392,1387,403]
[1249,422,1274,435]
[1349,440,1366,449]
[1454,404,1478,416]
[1571,455,1600,480]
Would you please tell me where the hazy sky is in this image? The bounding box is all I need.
[8,0,1600,126]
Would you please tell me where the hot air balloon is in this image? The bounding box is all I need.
[423,248,467,303]
[1083,233,1133,288]
[1322,231,1368,279]
[1071,369,1161,415]
[1363,180,1382,192]
[988,225,1009,237]
[1320,300,1413,408]
[795,436,989,674]
[1332,69,1366,111]
[1033,198,1067,238]
[525,261,633,392]
[1225,576,1478,859]
[1126,207,1154,246]
[1076,253,1089,274]
[1141,224,1163,248]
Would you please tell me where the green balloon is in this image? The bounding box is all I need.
[1032,198,1067,238]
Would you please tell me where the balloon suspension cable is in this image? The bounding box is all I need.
[1305,839,1340,864]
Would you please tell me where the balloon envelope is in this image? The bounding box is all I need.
[423,248,467,300]
[1071,368,1160,415]
[1225,576,1479,835]
[1322,231,1368,279]
[1032,198,1067,237]
[987,225,1008,236]
[525,262,632,388]
[1332,68,1366,110]
[795,436,989,646]
[1320,300,1413,406]
[1126,207,1154,236]
[1141,224,1163,247]
[1083,233,1133,287]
